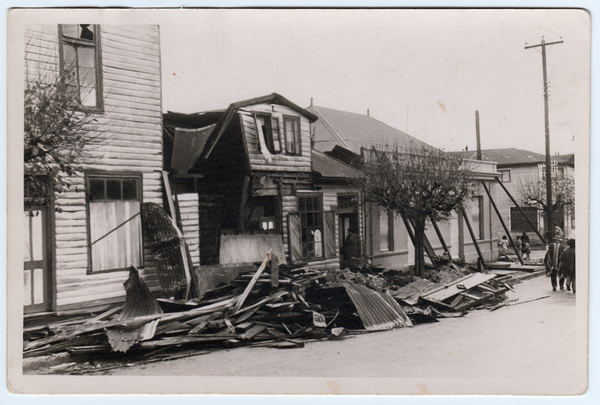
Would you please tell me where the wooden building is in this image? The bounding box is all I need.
[164,94,365,291]
[24,24,164,314]
[307,104,500,270]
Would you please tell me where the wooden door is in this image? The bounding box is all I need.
[24,208,51,313]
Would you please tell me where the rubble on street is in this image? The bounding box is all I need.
[23,253,542,375]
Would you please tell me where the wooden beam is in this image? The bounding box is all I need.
[481,181,524,265]
[430,217,451,259]
[459,205,486,270]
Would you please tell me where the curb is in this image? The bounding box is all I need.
[23,352,72,373]
[511,270,545,283]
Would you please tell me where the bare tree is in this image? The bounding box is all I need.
[24,61,99,209]
[357,146,474,276]
[518,173,574,232]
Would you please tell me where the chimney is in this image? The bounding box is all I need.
[310,97,313,106]
[367,109,370,117]
[475,110,482,160]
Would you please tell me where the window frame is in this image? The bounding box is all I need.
[499,169,511,183]
[85,171,144,274]
[297,194,324,260]
[379,208,394,252]
[254,113,283,155]
[283,115,302,156]
[471,196,485,240]
[58,24,104,112]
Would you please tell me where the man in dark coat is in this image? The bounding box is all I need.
[559,239,576,293]
[545,238,566,291]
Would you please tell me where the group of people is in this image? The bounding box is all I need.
[498,227,576,293]
[498,231,531,261]
[544,227,576,293]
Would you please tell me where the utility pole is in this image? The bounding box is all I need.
[525,36,563,239]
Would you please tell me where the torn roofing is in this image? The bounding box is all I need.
[169,125,215,174]
[311,149,365,180]
[307,105,433,155]
[183,93,319,170]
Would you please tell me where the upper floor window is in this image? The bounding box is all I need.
[283,116,302,156]
[59,24,102,110]
[499,169,511,182]
[255,114,282,154]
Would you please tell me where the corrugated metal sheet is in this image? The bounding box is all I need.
[343,283,412,331]
[141,202,199,299]
[170,125,215,174]
[105,266,163,352]
[219,234,286,264]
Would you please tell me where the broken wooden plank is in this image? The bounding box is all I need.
[239,324,267,340]
[232,252,271,314]
[422,273,497,303]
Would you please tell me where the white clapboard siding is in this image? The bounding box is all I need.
[177,193,201,268]
[25,25,164,311]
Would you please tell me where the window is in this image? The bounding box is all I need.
[379,209,394,252]
[471,196,484,240]
[299,195,323,260]
[86,174,142,272]
[283,116,302,155]
[254,114,282,154]
[510,206,538,232]
[499,169,511,182]
[59,24,102,110]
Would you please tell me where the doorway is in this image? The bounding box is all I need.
[24,207,52,313]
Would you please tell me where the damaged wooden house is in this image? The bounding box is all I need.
[163,93,366,294]
[23,24,165,315]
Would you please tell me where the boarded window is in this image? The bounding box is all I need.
[87,174,142,272]
[60,24,101,109]
[499,169,511,182]
[510,206,538,232]
[284,116,302,155]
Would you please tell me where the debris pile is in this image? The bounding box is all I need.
[23,253,412,370]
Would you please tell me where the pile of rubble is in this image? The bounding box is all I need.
[23,254,523,374]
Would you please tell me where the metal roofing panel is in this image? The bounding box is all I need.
[421,273,497,303]
[311,150,365,179]
[343,283,412,331]
[171,124,215,173]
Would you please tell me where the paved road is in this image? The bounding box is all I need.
[102,273,584,395]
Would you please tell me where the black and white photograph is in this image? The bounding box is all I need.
[6,6,591,396]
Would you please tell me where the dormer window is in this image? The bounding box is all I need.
[59,24,102,110]
[283,115,302,156]
[254,113,282,154]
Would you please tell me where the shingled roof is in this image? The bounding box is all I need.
[306,105,432,154]
[451,148,574,167]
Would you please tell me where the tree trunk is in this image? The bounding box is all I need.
[413,216,426,276]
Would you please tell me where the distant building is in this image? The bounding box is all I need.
[452,148,575,244]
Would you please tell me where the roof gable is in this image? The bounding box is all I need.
[307,105,433,154]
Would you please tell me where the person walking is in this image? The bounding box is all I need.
[498,235,509,258]
[514,235,522,256]
[559,239,576,293]
[545,237,566,291]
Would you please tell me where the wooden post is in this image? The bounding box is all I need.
[239,175,251,231]
[494,178,546,243]
[270,253,279,288]
[459,205,486,270]
[399,212,438,264]
[481,181,524,265]
[430,216,451,259]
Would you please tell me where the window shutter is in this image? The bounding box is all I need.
[293,119,301,155]
[288,212,302,263]
[271,117,281,153]
[324,211,336,258]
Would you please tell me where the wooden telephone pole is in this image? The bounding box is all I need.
[525,37,563,239]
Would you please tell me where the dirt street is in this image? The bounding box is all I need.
[102,273,585,395]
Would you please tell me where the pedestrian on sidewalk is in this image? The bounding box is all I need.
[559,239,576,293]
[514,235,522,256]
[498,235,509,258]
[544,236,566,291]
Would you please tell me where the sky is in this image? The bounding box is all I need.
[159,9,590,155]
